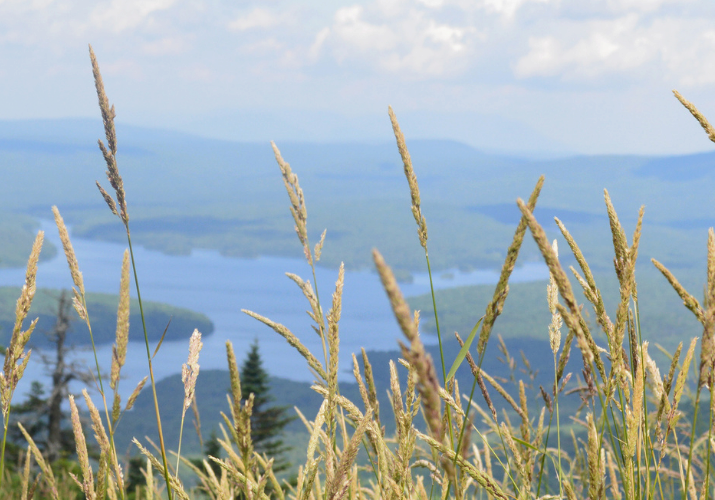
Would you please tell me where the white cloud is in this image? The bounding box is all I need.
[323,2,477,77]
[604,0,692,14]
[333,6,399,54]
[101,58,144,79]
[90,0,176,34]
[480,0,551,18]
[658,24,715,86]
[513,13,715,86]
[143,36,189,56]
[416,0,445,8]
[2,0,715,154]
[228,7,280,31]
[178,63,214,82]
[515,15,648,78]
[309,27,331,60]
[239,38,285,56]
[425,21,467,52]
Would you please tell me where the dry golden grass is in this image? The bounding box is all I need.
[4,51,715,500]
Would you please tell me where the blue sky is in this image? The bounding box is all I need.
[3,0,715,155]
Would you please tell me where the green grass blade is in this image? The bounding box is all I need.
[446,316,483,383]
[152,317,173,360]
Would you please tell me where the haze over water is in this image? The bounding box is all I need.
[0,219,549,400]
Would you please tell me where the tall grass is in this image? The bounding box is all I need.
[0,49,714,499]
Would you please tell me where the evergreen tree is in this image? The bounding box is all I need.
[190,430,223,479]
[125,455,146,499]
[240,339,295,473]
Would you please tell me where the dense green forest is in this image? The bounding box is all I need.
[0,286,213,347]
[114,333,586,461]
[0,212,55,267]
[113,266,700,474]
[409,266,704,353]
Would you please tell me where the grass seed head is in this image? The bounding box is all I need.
[673,90,715,144]
[243,309,327,381]
[477,176,544,356]
[96,181,118,218]
[69,395,95,500]
[314,229,327,262]
[111,249,130,390]
[328,264,344,374]
[14,231,43,333]
[182,329,203,412]
[125,376,148,412]
[388,106,428,249]
[373,249,442,439]
[518,198,605,378]
[18,423,59,499]
[286,272,323,334]
[361,348,379,422]
[83,389,110,459]
[652,259,705,322]
[52,206,84,295]
[673,337,698,413]
[604,189,629,274]
[272,141,311,263]
[708,228,715,306]
[587,413,605,499]
[226,341,242,418]
[2,231,43,418]
[89,44,128,225]
[548,239,563,354]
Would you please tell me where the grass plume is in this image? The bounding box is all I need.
[0,231,43,489]
[3,57,715,500]
[88,44,173,499]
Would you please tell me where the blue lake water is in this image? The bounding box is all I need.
[0,220,549,400]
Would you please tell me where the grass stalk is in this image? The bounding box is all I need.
[0,232,42,492]
[175,412,187,477]
[634,299,657,499]
[0,421,8,491]
[126,233,174,500]
[87,45,174,497]
[175,329,202,479]
[704,387,714,500]
[682,387,702,500]
[535,355,563,498]
[79,297,124,498]
[424,253,456,452]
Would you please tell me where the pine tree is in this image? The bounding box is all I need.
[190,430,223,479]
[240,339,295,473]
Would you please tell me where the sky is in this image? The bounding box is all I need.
[3,0,715,155]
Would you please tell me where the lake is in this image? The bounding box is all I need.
[0,219,550,400]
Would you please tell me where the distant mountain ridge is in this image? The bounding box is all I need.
[635,150,715,181]
[0,118,713,274]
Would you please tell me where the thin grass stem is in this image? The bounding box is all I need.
[683,387,702,500]
[0,420,8,490]
[175,412,187,477]
[704,387,714,500]
[634,299,656,499]
[77,296,124,498]
[127,233,174,500]
[310,265,329,375]
[423,255,457,473]
[535,356,562,498]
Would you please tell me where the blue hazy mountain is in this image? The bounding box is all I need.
[0,118,713,274]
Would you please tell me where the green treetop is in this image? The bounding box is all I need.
[240,339,295,474]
